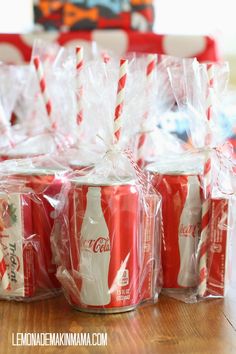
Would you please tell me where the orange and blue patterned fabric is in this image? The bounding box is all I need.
[34,0,155,31]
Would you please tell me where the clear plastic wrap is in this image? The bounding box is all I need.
[0,63,27,152]
[133,55,184,168]
[1,44,234,308]
[52,156,162,312]
[0,157,70,301]
[61,53,150,169]
[4,40,80,158]
[146,59,235,303]
[50,57,163,313]
[147,153,235,303]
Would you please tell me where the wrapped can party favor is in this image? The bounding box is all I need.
[0,161,69,301]
[51,56,162,312]
[147,157,203,293]
[0,193,35,298]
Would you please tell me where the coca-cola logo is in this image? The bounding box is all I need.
[81,237,110,253]
[179,223,200,237]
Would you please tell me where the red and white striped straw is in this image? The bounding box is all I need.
[114,58,128,143]
[0,245,10,291]
[198,198,211,297]
[146,54,157,81]
[206,63,214,122]
[33,56,55,130]
[198,63,215,297]
[203,63,214,198]
[75,46,84,126]
[137,54,157,168]
[137,133,147,168]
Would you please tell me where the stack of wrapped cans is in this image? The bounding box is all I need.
[0,41,235,311]
[0,44,163,312]
[140,58,234,302]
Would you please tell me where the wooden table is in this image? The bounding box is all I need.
[1,286,235,354]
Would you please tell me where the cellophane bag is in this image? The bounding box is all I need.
[7,40,79,159]
[0,155,70,301]
[51,57,163,313]
[133,55,184,168]
[61,52,150,169]
[0,63,27,154]
[147,58,236,303]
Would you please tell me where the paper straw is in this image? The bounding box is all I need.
[198,199,211,296]
[114,59,128,143]
[204,63,214,195]
[76,46,83,72]
[137,54,157,168]
[146,54,157,80]
[137,133,147,168]
[198,63,214,297]
[0,245,10,291]
[33,56,56,130]
[75,46,84,126]
[206,63,214,122]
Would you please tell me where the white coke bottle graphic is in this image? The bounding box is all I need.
[177,176,202,287]
[79,186,111,306]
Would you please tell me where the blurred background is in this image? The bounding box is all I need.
[0,0,235,85]
[155,0,236,86]
[0,0,235,150]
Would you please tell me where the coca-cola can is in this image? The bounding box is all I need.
[29,170,63,291]
[148,166,202,289]
[12,168,65,295]
[206,198,232,297]
[67,178,141,313]
[0,193,35,298]
[139,194,160,302]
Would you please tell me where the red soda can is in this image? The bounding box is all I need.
[139,194,160,302]
[68,178,141,313]
[206,198,231,297]
[148,166,202,289]
[0,193,35,298]
[13,168,64,293]
[29,170,63,290]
